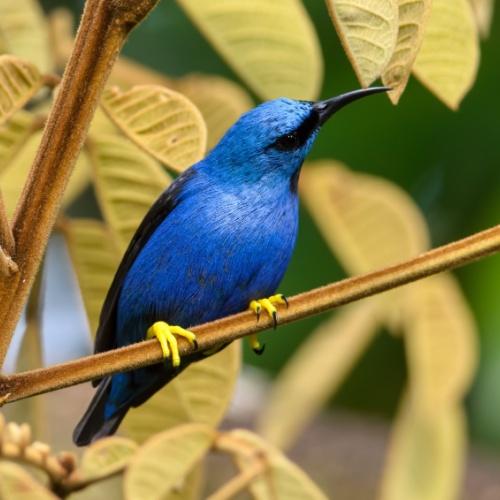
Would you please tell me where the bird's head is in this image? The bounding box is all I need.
[207,87,388,189]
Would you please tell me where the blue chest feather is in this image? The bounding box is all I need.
[116,168,299,345]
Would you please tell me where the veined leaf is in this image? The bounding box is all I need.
[124,424,215,500]
[301,161,429,275]
[413,0,479,110]
[380,396,466,500]
[227,429,328,500]
[88,133,172,253]
[383,0,432,104]
[0,110,35,175]
[176,0,322,100]
[470,0,494,38]
[0,132,90,218]
[62,219,119,336]
[175,74,253,150]
[259,300,379,450]
[0,462,57,500]
[79,436,138,482]
[326,0,399,87]
[123,342,240,443]
[101,85,206,173]
[404,275,477,416]
[4,274,45,439]
[0,56,43,127]
[0,0,53,74]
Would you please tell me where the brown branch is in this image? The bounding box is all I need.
[0,192,14,256]
[1,223,500,404]
[207,460,266,500]
[0,0,160,366]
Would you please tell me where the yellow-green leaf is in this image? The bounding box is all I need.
[0,56,43,127]
[175,74,253,150]
[301,161,429,275]
[89,133,172,253]
[101,85,206,173]
[0,132,91,218]
[0,462,57,500]
[124,424,215,500]
[404,275,477,416]
[0,0,54,73]
[63,219,119,336]
[228,429,328,500]
[79,436,138,482]
[123,342,240,443]
[326,0,399,87]
[3,274,46,440]
[0,110,35,174]
[176,0,322,100]
[380,396,466,500]
[470,0,494,38]
[259,301,379,450]
[413,0,479,110]
[382,0,432,103]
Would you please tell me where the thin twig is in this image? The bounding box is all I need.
[1,223,500,403]
[207,460,266,500]
[0,192,14,256]
[0,247,18,277]
[0,0,160,366]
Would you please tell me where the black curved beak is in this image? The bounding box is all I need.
[314,87,389,125]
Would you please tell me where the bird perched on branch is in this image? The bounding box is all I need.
[74,87,387,446]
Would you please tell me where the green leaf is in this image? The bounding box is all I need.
[79,436,138,482]
[258,301,379,450]
[0,110,35,175]
[404,275,477,416]
[89,133,172,253]
[124,424,215,500]
[325,0,399,87]
[227,429,328,499]
[382,0,432,104]
[0,0,54,73]
[413,0,479,110]
[123,342,240,443]
[176,0,323,100]
[0,131,90,218]
[0,462,57,499]
[0,55,43,127]
[63,219,119,336]
[301,161,429,274]
[175,74,253,150]
[101,85,206,173]
[380,396,466,500]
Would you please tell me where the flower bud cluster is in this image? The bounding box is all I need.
[0,414,77,482]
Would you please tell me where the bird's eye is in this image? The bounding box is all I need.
[273,132,300,151]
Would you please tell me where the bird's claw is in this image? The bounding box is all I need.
[248,294,288,355]
[146,321,197,367]
[249,334,265,355]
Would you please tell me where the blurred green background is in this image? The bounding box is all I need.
[41,0,500,450]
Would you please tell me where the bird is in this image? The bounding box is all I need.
[73,87,388,446]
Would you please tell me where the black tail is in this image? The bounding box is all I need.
[73,377,128,447]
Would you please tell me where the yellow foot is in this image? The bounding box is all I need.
[146,321,198,367]
[248,294,288,354]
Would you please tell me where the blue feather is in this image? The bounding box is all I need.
[74,88,387,445]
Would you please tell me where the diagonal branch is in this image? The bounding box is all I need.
[0,191,15,256]
[1,223,500,404]
[0,0,160,366]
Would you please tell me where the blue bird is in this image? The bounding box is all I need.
[73,87,387,446]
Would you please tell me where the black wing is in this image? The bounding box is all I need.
[93,169,196,359]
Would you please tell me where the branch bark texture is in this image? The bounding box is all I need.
[2,223,500,404]
[0,0,159,365]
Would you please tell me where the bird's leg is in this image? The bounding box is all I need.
[248,294,288,354]
[146,321,198,367]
